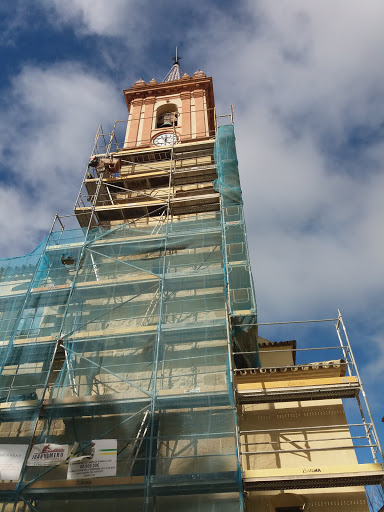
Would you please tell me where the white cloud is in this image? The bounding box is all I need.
[0,63,123,257]
[0,185,45,255]
[39,0,149,39]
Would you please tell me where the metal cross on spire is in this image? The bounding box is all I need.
[163,47,184,82]
[173,46,182,65]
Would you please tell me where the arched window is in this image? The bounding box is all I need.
[156,104,178,128]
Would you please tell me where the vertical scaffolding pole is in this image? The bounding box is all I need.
[143,135,175,512]
[337,310,384,464]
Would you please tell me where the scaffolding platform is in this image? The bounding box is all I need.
[21,471,239,500]
[236,374,360,403]
[42,391,231,418]
[243,463,384,490]
[74,193,220,226]
[74,139,219,227]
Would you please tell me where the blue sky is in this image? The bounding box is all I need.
[1,1,384,443]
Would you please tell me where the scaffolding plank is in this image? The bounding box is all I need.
[244,463,384,490]
[42,390,231,417]
[236,376,360,404]
[23,471,239,499]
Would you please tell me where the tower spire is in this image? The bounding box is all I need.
[163,47,184,82]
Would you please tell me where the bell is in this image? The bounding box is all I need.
[159,112,177,127]
[161,113,172,127]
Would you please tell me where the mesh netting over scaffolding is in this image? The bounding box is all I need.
[0,126,262,512]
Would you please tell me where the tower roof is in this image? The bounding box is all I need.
[163,62,184,82]
[162,47,184,82]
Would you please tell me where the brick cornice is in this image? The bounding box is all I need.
[130,98,144,107]
[192,89,205,98]
[180,91,192,100]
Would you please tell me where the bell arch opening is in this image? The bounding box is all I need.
[156,103,178,128]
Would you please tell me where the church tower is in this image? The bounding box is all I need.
[123,59,215,148]
[0,58,382,512]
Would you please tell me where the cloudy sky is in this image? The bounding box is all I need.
[0,1,384,437]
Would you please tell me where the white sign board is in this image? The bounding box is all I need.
[67,439,117,480]
[0,444,28,480]
[27,444,69,467]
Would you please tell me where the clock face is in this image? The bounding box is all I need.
[153,133,178,147]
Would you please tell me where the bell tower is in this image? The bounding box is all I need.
[123,59,215,149]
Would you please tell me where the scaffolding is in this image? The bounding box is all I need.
[0,123,251,511]
[0,121,382,512]
[235,315,383,495]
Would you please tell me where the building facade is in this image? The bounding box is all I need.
[0,62,382,511]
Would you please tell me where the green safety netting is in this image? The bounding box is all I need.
[0,125,263,510]
[0,211,241,511]
[214,125,260,368]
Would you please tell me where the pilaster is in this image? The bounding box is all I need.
[193,89,206,139]
[180,91,191,141]
[125,98,143,148]
[141,96,156,146]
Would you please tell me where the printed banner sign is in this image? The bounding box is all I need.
[0,444,28,480]
[27,443,69,467]
[67,439,117,480]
